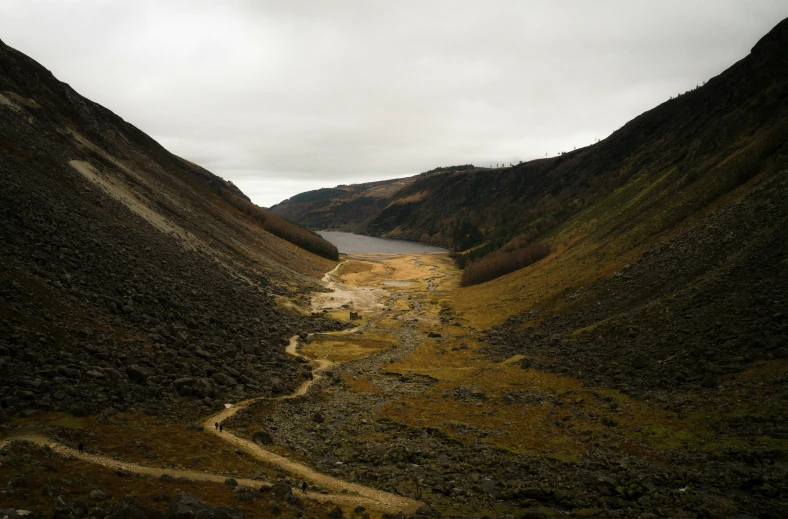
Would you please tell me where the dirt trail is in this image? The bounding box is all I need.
[206,335,332,426]
[201,333,420,514]
[0,259,422,515]
[0,434,397,511]
[312,260,388,314]
[1,334,419,514]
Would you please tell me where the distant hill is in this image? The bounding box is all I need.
[269,175,419,231]
[0,37,342,420]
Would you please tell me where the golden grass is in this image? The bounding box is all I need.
[337,259,382,285]
[302,335,396,362]
[337,254,456,289]
[341,373,383,393]
[377,326,788,459]
[388,299,412,312]
[388,190,429,205]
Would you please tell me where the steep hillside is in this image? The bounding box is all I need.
[367,18,788,279]
[270,175,419,231]
[444,18,788,389]
[0,38,343,422]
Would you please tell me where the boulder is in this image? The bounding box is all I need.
[252,430,273,445]
[168,493,210,519]
[212,373,237,387]
[269,481,292,499]
[126,365,149,384]
[519,487,546,500]
[88,489,109,501]
[193,378,216,398]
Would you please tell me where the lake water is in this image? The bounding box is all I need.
[317,231,448,255]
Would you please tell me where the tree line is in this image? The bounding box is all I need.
[460,243,550,286]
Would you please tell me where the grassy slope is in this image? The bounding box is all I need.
[366,18,788,268]
[452,113,787,329]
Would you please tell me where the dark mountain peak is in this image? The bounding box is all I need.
[751,16,788,55]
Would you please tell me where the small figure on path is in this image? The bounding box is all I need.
[78,442,83,454]
[219,423,224,432]
[302,480,307,494]
[214,422,218,430]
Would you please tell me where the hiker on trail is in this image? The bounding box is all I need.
[302,480,307,494]
[214,422,218,430]
[78,442,83,454]
[219,423,223,432]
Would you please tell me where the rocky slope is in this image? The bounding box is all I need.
[0,38,343,421]
[486,171,788,397]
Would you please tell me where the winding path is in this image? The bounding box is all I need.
[201,335,420,514]
[0,261,422,515]
[0,434,404,511]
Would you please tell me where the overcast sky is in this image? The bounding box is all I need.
[1,1,786,207]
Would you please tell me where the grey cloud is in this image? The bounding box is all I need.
[1,0,786,206]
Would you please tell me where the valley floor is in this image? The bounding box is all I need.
[1,252,786,518]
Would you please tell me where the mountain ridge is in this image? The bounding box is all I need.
[269,174,420,232]
[0,37,342,424]
[275,17,788,281]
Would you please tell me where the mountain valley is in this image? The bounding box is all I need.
[1,16,787,519]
